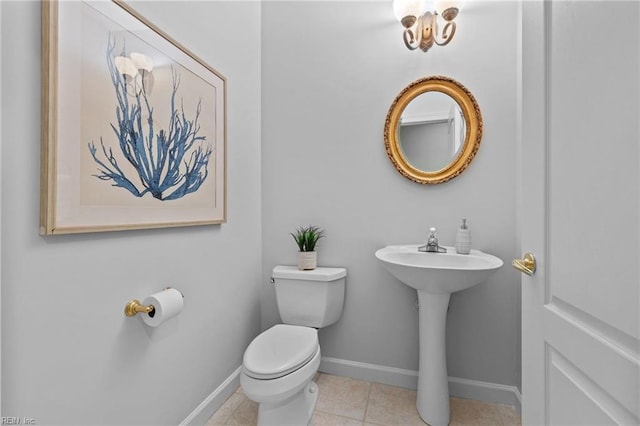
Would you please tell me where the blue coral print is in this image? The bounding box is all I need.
[88,38,213,201]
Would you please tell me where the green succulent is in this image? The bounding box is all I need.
[290,225,325,252]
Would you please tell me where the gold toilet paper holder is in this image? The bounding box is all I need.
[124,299,154,317]
[124,287,184,317]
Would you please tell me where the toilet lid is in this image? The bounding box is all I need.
[243,324,319,380]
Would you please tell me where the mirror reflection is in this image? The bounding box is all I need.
[398,92,466,171]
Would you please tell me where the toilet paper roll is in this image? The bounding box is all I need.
[141,288,184,327]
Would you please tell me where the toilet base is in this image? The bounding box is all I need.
[257,381,318,426]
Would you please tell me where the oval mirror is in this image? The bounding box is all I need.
[384,76,482,184]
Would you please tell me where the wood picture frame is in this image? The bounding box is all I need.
[40,0,226,234]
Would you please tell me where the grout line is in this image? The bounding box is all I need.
[362,381,373,424]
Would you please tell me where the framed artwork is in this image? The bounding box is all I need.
[40,0,226,235]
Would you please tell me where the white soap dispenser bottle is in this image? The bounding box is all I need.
[455,218,471,255]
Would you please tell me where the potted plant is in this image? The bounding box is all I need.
[290,225,324,270]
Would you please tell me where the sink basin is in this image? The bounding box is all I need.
[375,244,503,426]
[375,244,503,294]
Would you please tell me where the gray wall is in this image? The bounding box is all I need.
[261,1,521,389]
[1,1,261,424]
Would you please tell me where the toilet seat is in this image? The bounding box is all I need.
[243,324,318,380]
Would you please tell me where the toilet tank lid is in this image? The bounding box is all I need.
[272,265,346,281]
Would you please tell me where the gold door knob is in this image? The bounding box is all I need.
[512,253,536,276]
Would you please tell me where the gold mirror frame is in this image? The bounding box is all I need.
[384,76,483,184]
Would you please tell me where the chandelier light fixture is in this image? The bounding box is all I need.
[393,0,461,52]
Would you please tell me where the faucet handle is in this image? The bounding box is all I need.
[427,228,438,243]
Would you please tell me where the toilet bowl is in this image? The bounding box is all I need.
[240,266,346,425]
[240,325,321,425]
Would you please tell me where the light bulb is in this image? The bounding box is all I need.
[393,0,429,22]
[130,52,153,73]
[114,56,139,79]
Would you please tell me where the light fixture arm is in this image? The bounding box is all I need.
[402,27,420,50]
[434,20,456,46]
[402,12,435,51]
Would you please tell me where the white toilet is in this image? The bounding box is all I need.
[240,265,346,425]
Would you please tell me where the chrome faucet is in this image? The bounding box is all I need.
[418,227,447,253]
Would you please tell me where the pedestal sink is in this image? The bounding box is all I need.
[375,245,503,426]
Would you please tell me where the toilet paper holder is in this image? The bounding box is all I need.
[124,287,184,317]
[124,299,155,317]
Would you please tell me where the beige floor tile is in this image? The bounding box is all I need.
[365,383,424,426]
[450,397,517,426]
[470,400,503,426]
[312,410,365,425]
[495,404,521,426]
[205,392,246,426]
[316,373,371,421]
[450,397,478,425]
[225,398,259,426]
[206,377,520,426]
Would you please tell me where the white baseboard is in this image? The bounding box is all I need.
[320,356,419,389]
[180,366,242,426]
[449,376,522,411]
[320,356,521,410]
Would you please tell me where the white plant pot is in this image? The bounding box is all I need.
[298,251,317,270]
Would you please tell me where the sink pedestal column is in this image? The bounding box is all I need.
[417,290,451,426]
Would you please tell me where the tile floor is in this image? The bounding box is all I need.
[206,373,521,426]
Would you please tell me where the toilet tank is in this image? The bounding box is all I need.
[272,265,346,328]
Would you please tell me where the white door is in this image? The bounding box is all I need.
[519,1,639,424]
